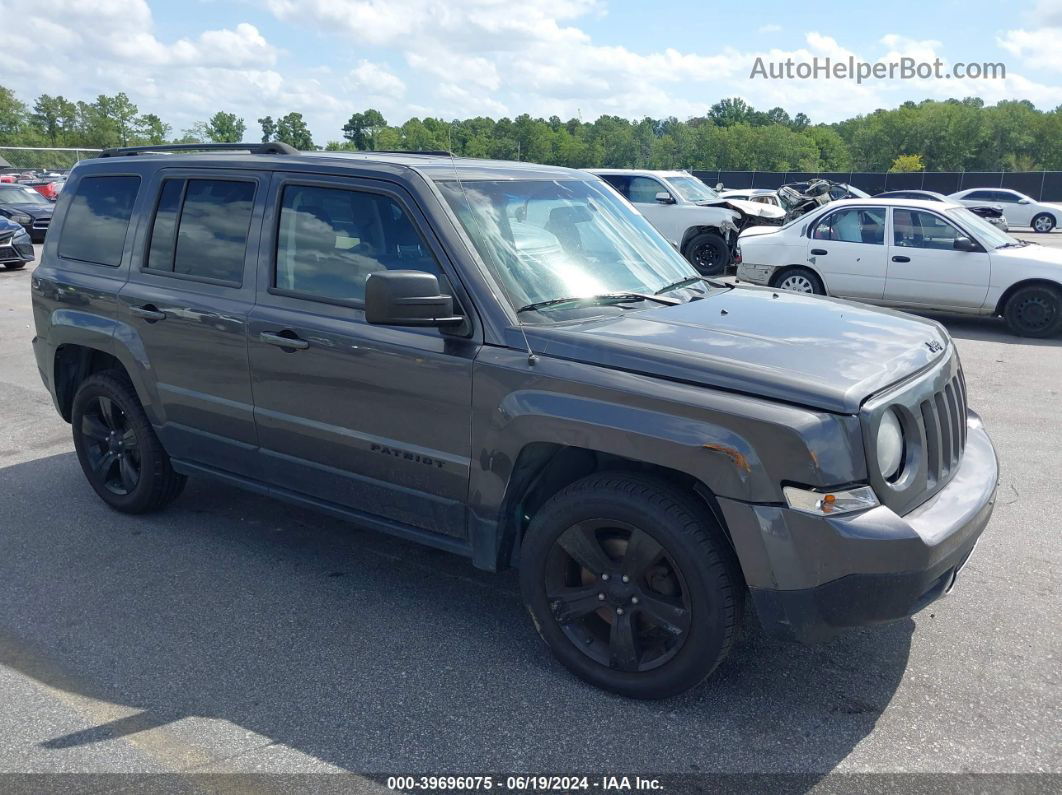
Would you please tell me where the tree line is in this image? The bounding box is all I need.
[3,85,1061,173]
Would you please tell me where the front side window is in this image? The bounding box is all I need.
[146,178,255,283]
[964,190,995,201]
[628,177,667,204]
[436,178,695,321]
[275,184,441,304]
[812,207,886,244]
[894,209,966,250]
[58,175,141,267]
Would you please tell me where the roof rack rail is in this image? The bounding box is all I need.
[98,142,300,158]
[369,150,454,157]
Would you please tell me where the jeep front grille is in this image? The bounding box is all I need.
[919,370,968,489]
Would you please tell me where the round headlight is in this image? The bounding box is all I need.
[876,408,904,480]
[13,214,31,225]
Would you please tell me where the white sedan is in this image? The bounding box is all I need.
[736,197,1062,337]
[949,188,1061,233]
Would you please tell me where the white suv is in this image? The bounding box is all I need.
[588,169,785,276]
[949,188,1060,233]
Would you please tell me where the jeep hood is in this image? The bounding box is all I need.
[524,288,949,413]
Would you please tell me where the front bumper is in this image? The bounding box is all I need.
[717,411,998,643]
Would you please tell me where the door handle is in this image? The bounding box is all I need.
[892,255,911,263]
[811,248,828,255]
[260,331,310,351]
[129,304,166,322]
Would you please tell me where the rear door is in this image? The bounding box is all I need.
[806,206,888,299]
[118,169,266,477]
[245,172,477,538]
[883,207,991,310]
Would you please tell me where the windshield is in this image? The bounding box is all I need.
[666,175,719,203]
[946,207,1021,248]
[437,178,698,320]
[0,185,50,205]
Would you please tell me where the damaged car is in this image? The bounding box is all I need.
[777,179,870,222]
[588,169,785,276]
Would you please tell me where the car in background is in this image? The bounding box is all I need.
[876,190,1008,231]
[588,169,786,276]
[0,183,54,242]
[22,178,65,201]
[718,188,782,208]
[0,215,34,270]
[736,197,1062,337]
[949,188,1060,232]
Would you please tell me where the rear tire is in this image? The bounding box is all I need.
[1003,284,1062,337]
[1031,213,1056,233]
[683,232,730,277]
[520,472,743,699]
[71,371,186,513]
[3,261,26,270]
[771,266,825,295]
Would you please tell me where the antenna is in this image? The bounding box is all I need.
[446,124,537,367]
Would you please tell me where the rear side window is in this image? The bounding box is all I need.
[58,175,141,266]
[146,178,256,284]
[274,184,441,304]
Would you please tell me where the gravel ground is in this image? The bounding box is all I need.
[0,236,1059,786]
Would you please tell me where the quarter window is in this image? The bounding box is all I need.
[146,178,256,284]
[893,209,966,250]
[274,184,441,304]
[812,208,886,244]
[58,175,141,267]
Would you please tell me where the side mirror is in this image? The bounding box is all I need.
[655,191,675,204]
[953,236,978,252]
[364,270,463,327]
[715,182,724,190]
[1018,198,1031,204]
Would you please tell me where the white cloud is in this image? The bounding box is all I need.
[758,24,782,33]
[348,60,407,98]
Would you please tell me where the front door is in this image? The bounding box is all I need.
[884,208,991,310]
[118,170,266,477]
[246,173,477,538]
[807,206,889,299]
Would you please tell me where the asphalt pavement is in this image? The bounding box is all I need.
[0,236,1059,785]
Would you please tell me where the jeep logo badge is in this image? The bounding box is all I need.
[925,340,943,353]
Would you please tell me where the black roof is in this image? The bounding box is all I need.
[91,143,586,182]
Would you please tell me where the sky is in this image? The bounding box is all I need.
[3,0,1062,143]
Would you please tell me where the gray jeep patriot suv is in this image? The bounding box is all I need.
[31,144,998,698]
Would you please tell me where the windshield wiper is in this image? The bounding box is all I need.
[516,292,679,314]
[996,241,1026,249]
[655,275,729,294]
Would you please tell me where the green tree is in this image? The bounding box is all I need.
[31,94,78,146]
[342,109,387,150]
[276,112,314,150]
[258,115,277,143]
[136,113,170,144]
[890,153,925,172]
[0,85,29,145]
[205,111,246,143]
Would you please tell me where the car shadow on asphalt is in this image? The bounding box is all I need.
[908,310,1062,346]
[0,451,914,775]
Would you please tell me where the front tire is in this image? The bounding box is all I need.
[683,232,730,277]
[771,266,825,295]
[520,473,743,699]
[1003,284,1062,337]
[1031,213,1056,233]
[71,371,186,513]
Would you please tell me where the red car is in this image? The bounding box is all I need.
[23,180,62,201]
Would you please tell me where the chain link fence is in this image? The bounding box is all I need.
[0,146,103,172]
[693,170,1062,202]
